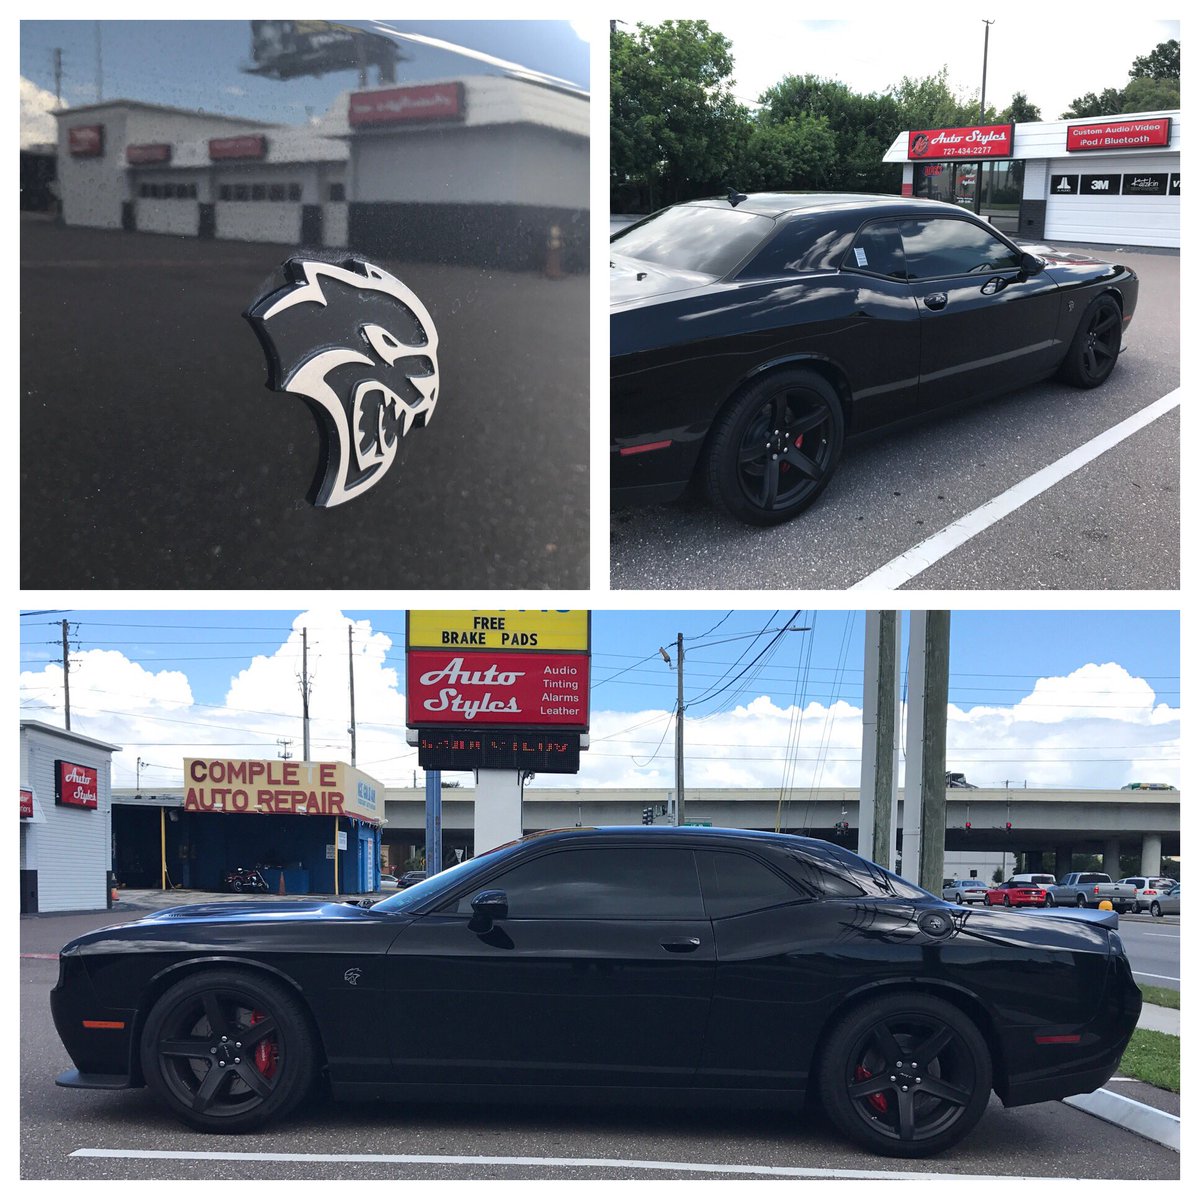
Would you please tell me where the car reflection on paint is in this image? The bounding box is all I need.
[610,193,1139,526]
[50,826,1140,1158]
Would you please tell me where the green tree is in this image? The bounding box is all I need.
[610,20,747,209]
[1062,87,1127,119]
[1001,92,1041,124]
[756,74,901,192]
[1130,39,1179,80]
[735,114,838,192]
[1121,75,1180,113]
[890,68,994,131]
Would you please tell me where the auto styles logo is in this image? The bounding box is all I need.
[244,257,440,507]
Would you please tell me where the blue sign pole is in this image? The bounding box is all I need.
[425,770,442,876]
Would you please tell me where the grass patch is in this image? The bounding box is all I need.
[1138,984,1180,1010]
[1119,1029,1180,1093]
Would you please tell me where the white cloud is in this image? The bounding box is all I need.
[20,621,1178,797]
[20,75,61,148]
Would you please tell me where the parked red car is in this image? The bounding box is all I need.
[984,880,1048,908]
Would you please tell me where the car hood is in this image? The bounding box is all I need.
[610,254,716,306]
[1015,241,1112,267]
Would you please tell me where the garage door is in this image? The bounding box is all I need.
[1045,154,1179,248]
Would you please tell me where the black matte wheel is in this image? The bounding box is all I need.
[1045,893,1055,907]
[954,893,964,905]
[1056,294,1122,388]
[819,992,992,1158]
[140,970,316,1132]
[705,368,845,525]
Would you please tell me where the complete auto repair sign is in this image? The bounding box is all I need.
[407,611,590,730]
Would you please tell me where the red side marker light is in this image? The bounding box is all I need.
[1034,1034,1081,1044]
[82,1020,126,1030]
[619,440,672,457]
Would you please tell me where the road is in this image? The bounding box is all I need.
[1118,912,1181,988]
[20,907,1178,1180]
[610,247,1178,591]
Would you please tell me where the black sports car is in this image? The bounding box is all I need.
[610,193,1139,524]
[51,826,1141,1157]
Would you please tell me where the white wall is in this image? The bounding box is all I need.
[1043,153,1179,247]
[21,727,114,913]
[353,125,587,210]
[58,110,130,229]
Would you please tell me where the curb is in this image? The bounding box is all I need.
[1063,1088,1179,1151]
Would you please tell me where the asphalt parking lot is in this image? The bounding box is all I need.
[609,247,1178,591]
[20,906,1179,1180]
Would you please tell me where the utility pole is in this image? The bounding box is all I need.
[347,624,357,767]
[276,737,292,760]
[858,611,901,869]
[979,20,995,123]
[917,612,951,894]
[299,628,311,760]
[53,48,63,109]
[61,619,72,731]
[675,632,685,826]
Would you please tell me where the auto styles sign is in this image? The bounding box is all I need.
[208,134,268,161]
[182,758,383,822]
[126,142,173,165]
[1066,117,1171,152]
[349,82,466,127]
[407,651,590,729]
[907,123,1014,160]
[55,760,99,809]
[68,125,105,157]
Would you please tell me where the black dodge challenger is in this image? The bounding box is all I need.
[610,193,1139,524]
[51,827,1141,1157]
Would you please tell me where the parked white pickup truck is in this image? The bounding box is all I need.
[1046,872,1137,912]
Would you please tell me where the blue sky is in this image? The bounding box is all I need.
[19,608,1179,794]
[20,20,589,123]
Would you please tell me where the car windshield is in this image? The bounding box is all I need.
[370,842,522,913]
[611,204,774,276]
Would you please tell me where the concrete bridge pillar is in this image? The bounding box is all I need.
[1055,846,1073,878]
[1140,833,1162,876]
[1102,839,1122,879]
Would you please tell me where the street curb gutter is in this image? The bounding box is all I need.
[1063,1089,1179,1151]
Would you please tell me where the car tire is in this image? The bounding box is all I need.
[1150,901,1162,917]
[1044,893,1055,907]
[818,991,992,1158]
[1056,294,1123,388]
[140,969,317,1133]
[1075,894,1088,908]
[1003,895,1012,907]
[983,896,992,906]
[955,893,964,905]
[704,367,845,525]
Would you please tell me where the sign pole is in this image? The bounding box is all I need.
[425,769,442,875]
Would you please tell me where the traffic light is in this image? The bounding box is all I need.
[964,821,972,830]
[1005,821,1012,831]
[642,807,653,825]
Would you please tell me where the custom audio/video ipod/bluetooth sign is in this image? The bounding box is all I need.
[407,610,591,773]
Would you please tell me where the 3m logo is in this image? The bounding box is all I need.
[1090,179,1110,191]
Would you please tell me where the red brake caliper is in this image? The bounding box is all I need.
[855,1064,888,1112]
[251,1009,278,1078]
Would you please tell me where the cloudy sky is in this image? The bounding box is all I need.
[19,609,1179,797]
[616,13,1179,121]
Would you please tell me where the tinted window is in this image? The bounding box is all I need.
[739,215,855,278]
[843,220,908,279]
[899,217,1022,279]
[611,205,774,276]
[454,846,704,919]
[696,850,802,918]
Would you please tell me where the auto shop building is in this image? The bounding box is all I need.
[884,109,1180,249]
[20,720,121,914]
[51,73,588,270]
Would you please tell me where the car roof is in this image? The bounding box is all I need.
[510,825,843,851]
[686,191,965,221]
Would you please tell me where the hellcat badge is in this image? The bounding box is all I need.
[245,257,440,507]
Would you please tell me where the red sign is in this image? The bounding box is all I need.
[209,134,267,161]
[349,83,466,128]
[407,650,589,729]
[68,124,105,157]
[20,789,34,819]
[126,142,172,165]
[908,123,1014,160]
[55,760,98,810]
[1066,117,1172,152]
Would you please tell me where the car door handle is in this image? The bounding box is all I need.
[660,938,702,953]
[924,292,948,311]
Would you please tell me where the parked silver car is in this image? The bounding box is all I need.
[1150,883,1180,917]
[1118,876,1179,914]
[942,878,990,904]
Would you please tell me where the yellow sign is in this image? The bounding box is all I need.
[407,610,589,652]
[182,759,384,824]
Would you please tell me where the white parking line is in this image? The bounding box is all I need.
[850,389,1180,590]
[69,1148,1060,1180]
[1134,972,1180,983]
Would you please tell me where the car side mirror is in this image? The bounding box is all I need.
[1018,251,1046,277]
[468,889,508,933]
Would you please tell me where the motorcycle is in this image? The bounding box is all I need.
[223,866,270,893]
